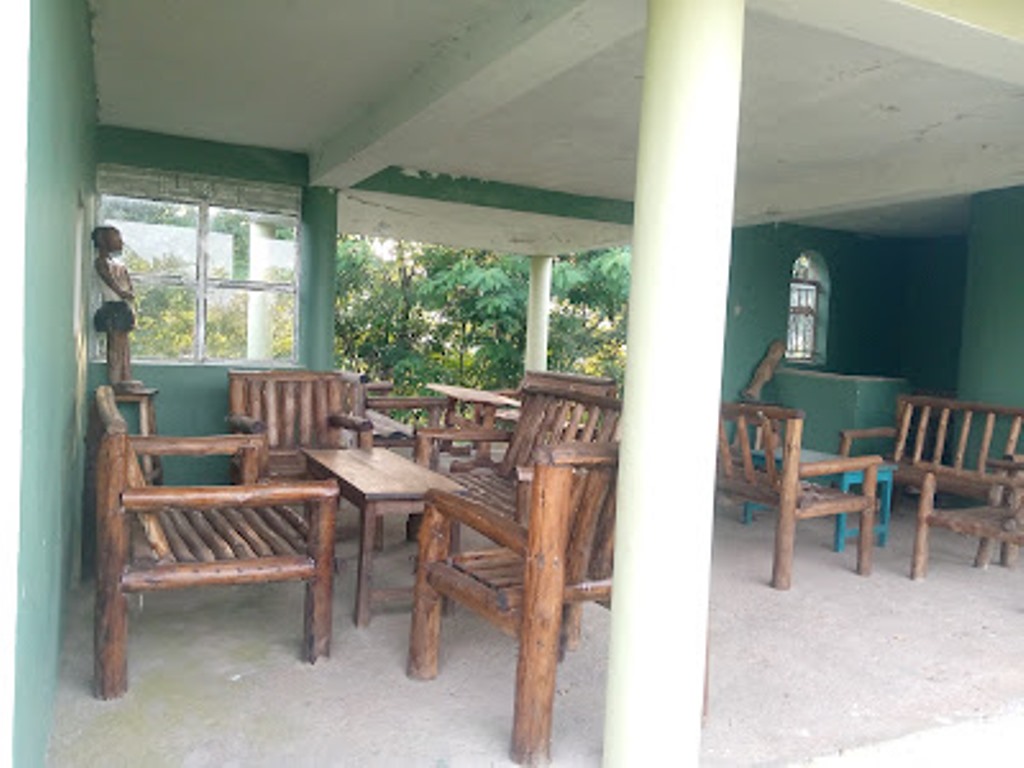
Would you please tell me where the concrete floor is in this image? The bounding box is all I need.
[47,493,1024,766]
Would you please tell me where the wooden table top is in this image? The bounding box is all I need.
[426,383,520,408]
[303,448,463,500]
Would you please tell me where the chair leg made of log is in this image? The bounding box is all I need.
[510,464,572,766]
[303,497,337,663]
[910,472,936,580]
[771,497,797,590]
[855,465,877,577]
[94,579,128,700]
[407,502,451,680]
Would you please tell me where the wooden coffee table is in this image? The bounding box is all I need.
[303,447,464,627]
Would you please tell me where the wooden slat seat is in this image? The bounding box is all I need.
[717,401,883,589]
[93,385,339,699]
[408,441,619,766]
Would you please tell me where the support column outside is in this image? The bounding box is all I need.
[525,254,553,372]
[603,0,745,764]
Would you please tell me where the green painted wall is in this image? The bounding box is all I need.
[772,369,908,452]
[721,223,967,443]
[958,186,1024,406]
[17,0,96,763]
[897,236,967,395]
[722,224,905,401]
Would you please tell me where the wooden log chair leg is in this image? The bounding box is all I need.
[910,473,936,580]
[975,538,994,569]
[560,603,584,658]
[407,502,451,680]
[94,577,128,700]
[95,438,130,699]
[511,465,572,766]
[855,465,877,577]
[771,494,797,590]
[304,496,336,662]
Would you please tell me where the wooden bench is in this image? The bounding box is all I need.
[93,385,339,699]
[717,402,882,590]
[838,394,1024,502]
[408,441,619,766]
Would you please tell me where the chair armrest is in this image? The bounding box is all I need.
[130,434,266,457]
[122,479,338,511]
[424,489,528,555]
[799,454,883,479]
[837,426,896,456]
[327,413,373,432]
[539,441,619,467]
[415,427,512,443]
[226,414,266,434]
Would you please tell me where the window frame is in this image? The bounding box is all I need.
[785,251,828,365]
[93,167,303,366]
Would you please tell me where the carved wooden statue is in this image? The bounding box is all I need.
[93,226,142,391]
[741,339,785,402]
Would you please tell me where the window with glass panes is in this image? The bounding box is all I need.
[786,252,821,362]
[94,166,301,363]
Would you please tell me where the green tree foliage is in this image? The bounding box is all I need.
[334,236,630,392]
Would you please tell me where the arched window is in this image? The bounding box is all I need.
[786,251,828,363]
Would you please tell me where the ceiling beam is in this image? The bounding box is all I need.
[310,0,645,189]
[735,136,1024,227]
[749,0,1024,86]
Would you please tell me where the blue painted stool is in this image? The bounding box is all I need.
[743,449,895,553]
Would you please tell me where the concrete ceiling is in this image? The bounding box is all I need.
[89,0,1024,252]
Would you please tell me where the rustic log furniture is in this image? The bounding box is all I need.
[911,463,1024,579]
[227,370,449,475]
[717,402,882,590]
[838,394,1024,503]
[407,441,618,766]
[747,447,896,553]
[93,385,340,699]
[425,383,524,470]
[413,379,623,532]
[303,447,464,627]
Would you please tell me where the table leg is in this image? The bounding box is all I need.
[354,500,378,628]
[833,475,854,553]
[876,474,893,547]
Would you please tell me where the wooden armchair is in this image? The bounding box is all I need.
[717,402,882,589]
[408,442,618,766]
[227,369,375,477]
[93,385,339,699]
[413,379,622,524]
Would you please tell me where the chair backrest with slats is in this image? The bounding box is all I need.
[718,402,804,496]
[228,369,368,451]
[893,395,1024,473]
[498,383,622,479]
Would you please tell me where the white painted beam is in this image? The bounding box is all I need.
[749,0,1024,86]
[311,0,645,188]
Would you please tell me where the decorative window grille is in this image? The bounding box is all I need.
[786,253,824,362]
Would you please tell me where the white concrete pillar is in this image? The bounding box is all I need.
[524,254,553,372]
[247,221,275,360]
[603,0,745,765]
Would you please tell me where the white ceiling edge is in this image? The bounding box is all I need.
[337,190,633,256]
